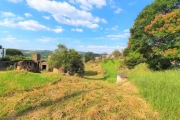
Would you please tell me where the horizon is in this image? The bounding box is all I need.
[0,0,154,54]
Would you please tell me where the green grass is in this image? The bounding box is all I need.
[129,63,180,119]
[101,59,121,83]
[0,71,62,97]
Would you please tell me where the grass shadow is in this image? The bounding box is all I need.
[84,70,97,76]
[2,89,101,119]
[83,76,105,81]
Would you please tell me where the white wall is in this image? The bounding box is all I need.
[0,49,6,58]
[0,49,3,58]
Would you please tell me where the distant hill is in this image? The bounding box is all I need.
[78,51,101,57]
[20,50,101,60]
[20,50,53,60]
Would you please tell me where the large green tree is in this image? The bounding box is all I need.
[112,49,122,58]
[48,44,84,76]
[124,0,179,70]
[84,52,95,62]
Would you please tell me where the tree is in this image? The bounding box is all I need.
[84,52,95,62]
[48,44,84,76]
[124,0,179,70]
[64,49,84,76]
[112,49,122,57]
[6,48,23,56]
[144,9,180,66]
[4,48,25,62]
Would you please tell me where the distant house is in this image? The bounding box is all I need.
[16,54,49,72]
[0,45,6,58]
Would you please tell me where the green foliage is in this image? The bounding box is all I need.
[129,63,180,119]
[124,0,179,70]
[48,44,84,76]
[6,48,23,56]
[101,59,121,83]
[64,49,84,76]
[0,71,62,97]
[112,49,122,57]
[3,49,25,62]
[84,52,95,62]
[4,55,25,62]
[124,52,145,69]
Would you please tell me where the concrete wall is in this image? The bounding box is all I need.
[0,48,6,58]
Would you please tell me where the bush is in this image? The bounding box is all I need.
[124,52,145,69]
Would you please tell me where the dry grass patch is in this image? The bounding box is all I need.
[1,75,159,119]
[0,62,159,119]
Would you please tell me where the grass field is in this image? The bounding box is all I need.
[0,62,159,119]
[0,71,62,97]
[129,63,180,119]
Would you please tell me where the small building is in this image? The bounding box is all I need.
[0,45,6,58]
[16,60,39,72]
[16,54,49,72]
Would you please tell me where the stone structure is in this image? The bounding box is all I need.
[16,54,49,72]
[32,53,41,61]
[117,74,127,83]
[16,60,39,72]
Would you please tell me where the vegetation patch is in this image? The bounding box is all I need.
[0,71,62,97]
[0,63,158,119]
[101,59,122,83]
[129,63,180,119]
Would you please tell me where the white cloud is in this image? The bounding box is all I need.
[1,11,24,21]
[123,29,130,33]
[69,0,75,4]
[70,0,106,10]
[26,0,106,29]
[0,19,17,28]
[71,28,83,32]
[114,8,123,14]
[107,29,130,40]
[24,13,32,17]
[7,0,23,3]
[86,45,125,54]
[106,25,118,31]
[37,37,58,43]
[101,18,107,23]
[87,45,124,49]
[53,26,63,33]
[43,16,50,20]
[108,0,116,8]
[0,11,63,33]
[18,20,51,31]
[1,12,16,17]
[128,0,138,6]
[1,36,28,43]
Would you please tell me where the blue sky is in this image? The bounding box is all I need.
[0,0,154,53]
